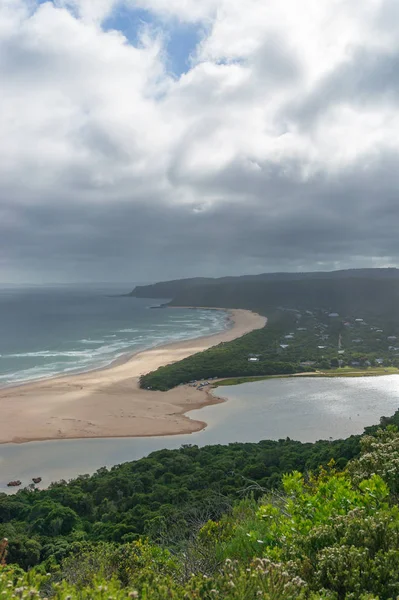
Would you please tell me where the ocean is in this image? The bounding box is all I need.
[0,284,228,387]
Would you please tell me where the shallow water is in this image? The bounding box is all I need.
[197,376,399,442]
[1,376,399,491]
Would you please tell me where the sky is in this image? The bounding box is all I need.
[2,0,399,283]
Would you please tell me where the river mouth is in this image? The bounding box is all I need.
[1,375,398,492]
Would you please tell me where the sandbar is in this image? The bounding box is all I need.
[0,309,266,444]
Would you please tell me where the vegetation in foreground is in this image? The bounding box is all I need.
[0,429,367,567]
[2,422,399,598]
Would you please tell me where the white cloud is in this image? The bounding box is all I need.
[2,0,399,281]
[0,2,172,197]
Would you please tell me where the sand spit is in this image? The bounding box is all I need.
[0,309,266,444]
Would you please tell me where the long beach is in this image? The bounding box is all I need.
[0,309,266,444]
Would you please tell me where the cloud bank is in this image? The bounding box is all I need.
[1,0,399,282]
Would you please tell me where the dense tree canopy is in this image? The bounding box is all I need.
[2,418,399,598]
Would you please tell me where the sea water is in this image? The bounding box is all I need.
[0,284,228,387]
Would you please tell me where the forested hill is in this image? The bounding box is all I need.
[130,268,399,300]
[129,277,215,299]
[129,269,399,320]
[167,278,399,319]
[131,275,399,323]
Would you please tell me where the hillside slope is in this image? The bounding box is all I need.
[129,268,399,300]
[166,277,399,321]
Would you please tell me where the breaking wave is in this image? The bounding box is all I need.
[0,308,228,387]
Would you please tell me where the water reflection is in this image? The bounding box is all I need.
[1,376,399,491]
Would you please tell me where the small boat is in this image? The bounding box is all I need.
[32,477,42,484]
[7,480,21,487]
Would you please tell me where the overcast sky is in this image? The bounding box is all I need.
[2,0,399,283]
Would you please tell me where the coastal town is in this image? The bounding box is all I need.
[274,307,399,371]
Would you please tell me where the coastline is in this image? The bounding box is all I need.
[0,309,266,444]
[0,306,233,391]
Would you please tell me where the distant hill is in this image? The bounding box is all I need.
[129,268,399,299]
[169,278,399,319]
[129,269,399,319]
[129,277,215,299]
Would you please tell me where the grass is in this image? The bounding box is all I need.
[213,367,399,387]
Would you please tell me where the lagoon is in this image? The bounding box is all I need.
[1,375,399,491]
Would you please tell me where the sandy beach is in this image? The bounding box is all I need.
[0,309,266,444]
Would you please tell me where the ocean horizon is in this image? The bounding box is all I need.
[0,284,228,387]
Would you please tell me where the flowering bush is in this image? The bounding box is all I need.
[0,560,320,599]
[348,426,399,494]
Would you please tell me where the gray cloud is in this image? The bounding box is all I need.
[2,0,399,283]
[3,151,399,282]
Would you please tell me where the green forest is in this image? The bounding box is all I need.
[140,311,307,391]
[140,307,399,391]
[1,412,399,598]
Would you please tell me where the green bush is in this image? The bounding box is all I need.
[3,423,399,599]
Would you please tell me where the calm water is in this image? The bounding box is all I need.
[0,285,228,386]
[1,376,399,491]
